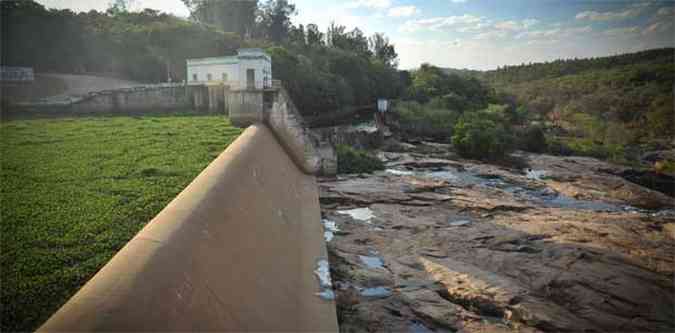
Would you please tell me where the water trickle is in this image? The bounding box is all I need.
[322,219,340,242]
[386,169,415,176]
[315,289,335,301]
[360,255,385,269]
[409,320,435,333]
[314,259,335,301]
[526,169,548,180]
[426,168,490,186]
[337,207,376,223]
[314,259,332,288]
[360,286,392,298]
[449,219,472,227]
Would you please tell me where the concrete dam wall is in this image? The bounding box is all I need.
[8,84,208,114]
[38,124,339,331]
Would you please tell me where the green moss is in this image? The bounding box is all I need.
[1,114,242,332]
[336,144,384,174]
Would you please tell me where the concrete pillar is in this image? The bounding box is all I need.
[228,89,264,127]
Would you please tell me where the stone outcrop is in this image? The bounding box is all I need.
[320,144,675,332]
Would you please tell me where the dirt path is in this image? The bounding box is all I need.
[320,144,674,332]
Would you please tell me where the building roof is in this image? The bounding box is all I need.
[187,56,239,66]
[187,49,270,66]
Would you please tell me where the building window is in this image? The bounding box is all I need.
[207,73,213,81]
[192,74,197,81]
[222,73,228,81]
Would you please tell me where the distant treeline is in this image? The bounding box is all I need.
[391,48,674,163]
[483,48,674,144]
[482,48,674,84]
[1,1,232,82]
[0,0,407,116]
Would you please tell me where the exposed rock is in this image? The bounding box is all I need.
[664,223,675,240]
[321,145,675,332]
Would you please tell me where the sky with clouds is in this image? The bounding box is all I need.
[37,0,675,70]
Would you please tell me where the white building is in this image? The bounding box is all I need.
[187,49,272,90]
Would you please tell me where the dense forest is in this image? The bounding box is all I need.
[481,49,674,161]
[389,48,673,165]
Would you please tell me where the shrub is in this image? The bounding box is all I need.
[545,136,574,156]
[336,144,384,174]
[394,100,459,140]
[452,112,514,160]
[520,125,547,153]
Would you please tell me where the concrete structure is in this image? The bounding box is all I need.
[187,49,272,90]
[38,125,338,332]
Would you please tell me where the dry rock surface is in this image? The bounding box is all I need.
[320,143,674,333]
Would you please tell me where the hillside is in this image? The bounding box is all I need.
[481,49,674,162]
[483,48,674,85]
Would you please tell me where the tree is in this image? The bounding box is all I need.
[326,24,370,57]
[326,22,346,48]
[182,0,257,37]
[106,0,136,16]
[256,0,296,42]
[369,33,397,67]
[452,111,514,160]
[287,23,305,46]
[306,23,323,47]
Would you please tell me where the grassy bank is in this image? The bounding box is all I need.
[1,114,242,332]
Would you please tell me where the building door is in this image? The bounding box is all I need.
[246,69,255,89]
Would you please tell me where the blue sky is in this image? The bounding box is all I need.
[38,0,675,70]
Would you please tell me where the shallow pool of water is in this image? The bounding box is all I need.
[337,207,376,223]
[508,186,622,211]
[322,219,340,242]
[360,255,385,269]
[409,320,435,333]
[360,286,392,298]
[386,169,415,176]
[526,169,548,180]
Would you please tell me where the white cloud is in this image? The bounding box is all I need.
[474,30,508,40]
[388,5,419,17]
[522,19,540,28]
[494,18,539,31]
[576,3,651,21]
[345,0,392,10]
[603,26,641,36]
[643,20,674,35]
[656,6,675,17]
[399,14,486,33]
[450,0,469,3]
[517,26,592,40]
[494,20,521,31]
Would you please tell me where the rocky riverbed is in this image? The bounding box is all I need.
[319,142,674,332]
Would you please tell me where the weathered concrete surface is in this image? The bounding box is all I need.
[321,145,674,332]
[266,87,324,175]
[38,125,338,332]
[228,89,265,126]
[228,86,332,176]
[11,84,194,114]
[39,73,141,97]
[312,122,384,149]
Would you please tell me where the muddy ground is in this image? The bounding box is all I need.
[319,142,674,333]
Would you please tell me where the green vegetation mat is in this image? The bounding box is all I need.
[1,114,242,332]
